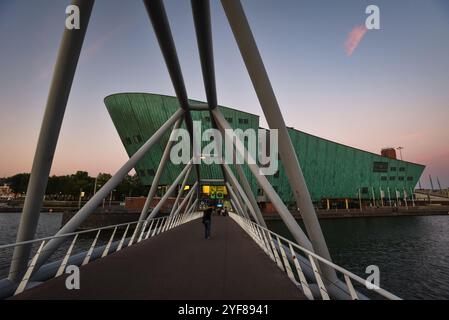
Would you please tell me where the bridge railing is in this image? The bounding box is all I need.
[229,212,401,300]
[0,211,202,298]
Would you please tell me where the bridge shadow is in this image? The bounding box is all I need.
[11,216,304,300]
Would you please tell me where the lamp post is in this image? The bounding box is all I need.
[93,174,99,195]
[78,189,85,209]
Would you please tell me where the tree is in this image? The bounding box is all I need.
[7,173,30,194]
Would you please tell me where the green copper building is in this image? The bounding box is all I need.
[105,93,425,207]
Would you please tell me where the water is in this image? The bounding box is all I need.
[0,212,63,246]
[1,212,448,299]
[0,212,114,280]
[268,215,449,300]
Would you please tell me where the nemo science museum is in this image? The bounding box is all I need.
[105,92,425,210]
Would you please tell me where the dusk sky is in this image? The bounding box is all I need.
[0,0,448,188]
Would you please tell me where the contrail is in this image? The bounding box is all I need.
[345,25,368,56]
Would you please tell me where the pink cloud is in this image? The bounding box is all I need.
[345,25,368,56]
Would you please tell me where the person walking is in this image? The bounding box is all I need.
[202,205,213,239]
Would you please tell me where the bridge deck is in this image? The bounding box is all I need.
[12,216,304,300]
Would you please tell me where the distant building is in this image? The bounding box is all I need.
[105,93,425,207]
[0,183,13,199]
[381,148,397,160]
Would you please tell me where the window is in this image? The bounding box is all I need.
[205,116,210,122]
[139,170,146,176]
[147,169,155,176]
[373,161,388,172]
[257,188,263,196]
[238,118,249,125]
[134,135,143,144]
[398,176,404,181]
[361,187,369,194]
[381,176,387,181]
[226,117,233,123]
[407,176,413,181]
[125,137,132,145]
[390,167,396,171]
[389,176,396,181]
[399,167,405,172]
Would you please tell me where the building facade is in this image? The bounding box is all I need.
[105,93,425,206]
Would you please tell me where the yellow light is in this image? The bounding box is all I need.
[184,185,190,191]
[202,185,210,194]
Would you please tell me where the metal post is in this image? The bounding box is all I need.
[168,182,198,230]
[136,118,183,231]
[93,175,98,195]
[213,108,313,252]
[358,188,362,212]
[183,184,196,215]
[33,109,184,271]
[143,0,201,185]
[9,0,95,283]
[410,187,415,207]
[222,163,263,224]
[226,182,250,220]
[221,0,336,281]
[388,187,392,207]
[146,160,194,221]
[167,166,192,225]
[379,187,384,207]
[403,189,408,209]
[234,164,266,227]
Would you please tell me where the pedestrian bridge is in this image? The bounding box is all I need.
[2,0,401,301]
[10,216,303,300]
[1,212,399,300]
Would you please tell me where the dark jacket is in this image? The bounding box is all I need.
[202,208,213,223]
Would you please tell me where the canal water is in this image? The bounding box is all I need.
[268,215,449,300]
[1,212,448,299]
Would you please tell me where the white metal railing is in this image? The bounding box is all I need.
[229,212,401,300]
[0,211,202,297]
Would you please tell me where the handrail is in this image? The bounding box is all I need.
[229,212,401,300]
[1,218,156,250]
[1,211,203,297]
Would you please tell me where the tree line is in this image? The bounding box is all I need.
[5,171,149,201]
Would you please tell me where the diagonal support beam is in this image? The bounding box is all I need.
[222,163,265,226]
[169,166,193,218]
[146,160,194,222]
[143,0,201,186]
[33,109,185,273]
[221,0,336,282]
[212,108,313,251]
[226,182,249,220]
[168,181,198,229]
[133,117,183,238]
[140,119,183,220]
[8,0,95,283]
